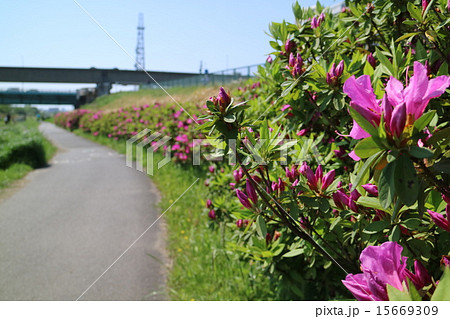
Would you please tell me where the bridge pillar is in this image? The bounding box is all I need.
[96,82,112,96]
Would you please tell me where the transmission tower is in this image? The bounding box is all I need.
[135,13,145,70]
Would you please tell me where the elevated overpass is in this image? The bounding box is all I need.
[0,90,78,106]
[0,67,199,96]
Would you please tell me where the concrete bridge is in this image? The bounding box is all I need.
[0,67,199,96]
[0,90,78,107]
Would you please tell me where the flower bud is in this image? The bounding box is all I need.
[246,179,258,204]
[362,184,379,196]
[206,199,212,208]
[321,170,335,191]
[208,165,215,173]
[333,190,348,210]
[390,102,406,138]
[208,209,216,219]
[266,55,273,64]
[335,60,344,77]
[367,52,376,68]
[273,230,281,241]
[382,95,393,130]
[236,219,243,228]
[441,255,450,267]
[236,189,253,209]
[284,39,295,53]
[217,87,231,111]
[288,52,296,67]
[315,165,323,183]
[311,16,319,29]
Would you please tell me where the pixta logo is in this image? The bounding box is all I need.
[126,129,171,176]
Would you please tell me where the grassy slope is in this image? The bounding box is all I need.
[86,84,241,111]
[0,120,56,191]
[76,87,274,300]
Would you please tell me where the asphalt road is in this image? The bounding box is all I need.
[0,122,167,300]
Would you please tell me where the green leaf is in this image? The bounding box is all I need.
[282,248,304,258]
[363,60,374,77]
[255,215,267,239]
[407,2,423,23]
[379,161,396,209]
[388,225,400,242]
[387,284,412,301]
[427,127,450,145]
[431,267,450,301]
[223,113,236,123]
[363,220,390,234]
[409,146,434,159]
[396,32,420,42]
[414,110,436,132]
[349,107,379,139]
[394,154,419,207]
[354,137,382,159]
[352,151,383,191]
[375,48,395,77]
[357,196,386,211]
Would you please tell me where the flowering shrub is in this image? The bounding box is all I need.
[55,103,205,163]
[200,0,450,300]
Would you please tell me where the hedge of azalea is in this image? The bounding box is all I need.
[199,0,450,300]
[54,103,205,162]
[54,0,450,301]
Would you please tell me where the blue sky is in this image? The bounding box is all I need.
[0,0,338,96]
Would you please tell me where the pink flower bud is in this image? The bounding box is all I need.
[382,95,393,130]
[362,184,379,196]
[284,39,295,53]
[405,260,432,290]
[246,179,258,204]
[333,190,348,210]
[208,209,216,219]
[390,102,406,137]
[315,165,323,183]
[236,189,253,209]
[367,52,376,68]
[206,199,212,208]
[236,219,243,228]
[335,60,344,77]
[266,55,273,64]
[288,52,296,67]
[208,165,215,173]
[428,209,450,231]
[321,170,335,191]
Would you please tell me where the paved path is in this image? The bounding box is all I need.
[0,123,167,300]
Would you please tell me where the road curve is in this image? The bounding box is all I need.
[0,122,167,300]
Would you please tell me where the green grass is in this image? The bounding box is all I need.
[0,120,57,191]
[74,129,275,300]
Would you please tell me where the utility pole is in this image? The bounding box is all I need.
[135,13,145,70]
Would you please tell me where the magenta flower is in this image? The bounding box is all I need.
[266,55,273,64]
[284,39,295,53]
[362,183,379,196]
[206,199,212,208]
[236,189,253,209]
[246,179,258,204]
[342,242,408,301]
[321,169,335,191]
[311,16,319,29]
[208,209,216,220]
[427,209,450,232]
[343,61,450,140]
[236,219,243,228]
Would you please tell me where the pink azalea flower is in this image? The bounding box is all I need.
[343,61,450,140]
[342,242,409,301]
